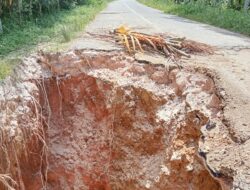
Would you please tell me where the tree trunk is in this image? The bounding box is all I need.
[38,3,42,16]
[0,0,2,15]
[18,0,23,23]
[227,0,234,8]
[0,0,2,33]
[29,0,33,19]
[244,0,250,11]
[0,18,2,34]
[57,0,60,10]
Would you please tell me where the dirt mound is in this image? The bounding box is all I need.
[0,50,248,189]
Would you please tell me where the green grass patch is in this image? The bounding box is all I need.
[138,0,250,36]
[0,62,13,79]
[0,0,109,79]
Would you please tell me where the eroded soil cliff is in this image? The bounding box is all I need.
[0,50,249,190]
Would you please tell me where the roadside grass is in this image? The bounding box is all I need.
[138,0,250,36]
[0,62,13,79]
[0,0,109,79]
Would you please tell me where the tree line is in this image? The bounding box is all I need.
[0,0,97,33]
[0,0,92,19]
[174,0,250,11]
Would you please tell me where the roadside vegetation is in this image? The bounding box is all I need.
[0,0,109,79]
[139,0,250,36]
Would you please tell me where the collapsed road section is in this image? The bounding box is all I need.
[0,49,248,190]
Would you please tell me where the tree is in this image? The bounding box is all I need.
[0,0,2,33]
[0,18,2,33]
[244,0,250,11]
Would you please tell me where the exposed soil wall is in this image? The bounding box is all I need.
[0,77,47,190]
[0,50,239,189]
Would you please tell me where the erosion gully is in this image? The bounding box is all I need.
[0,50,232,190]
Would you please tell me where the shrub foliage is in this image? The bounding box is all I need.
[0,0,95,20]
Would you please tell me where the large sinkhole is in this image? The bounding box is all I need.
[0,50,225,190]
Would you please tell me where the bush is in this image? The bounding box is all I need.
[0,0,91,20]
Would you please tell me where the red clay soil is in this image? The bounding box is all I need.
[0,50,231,190]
